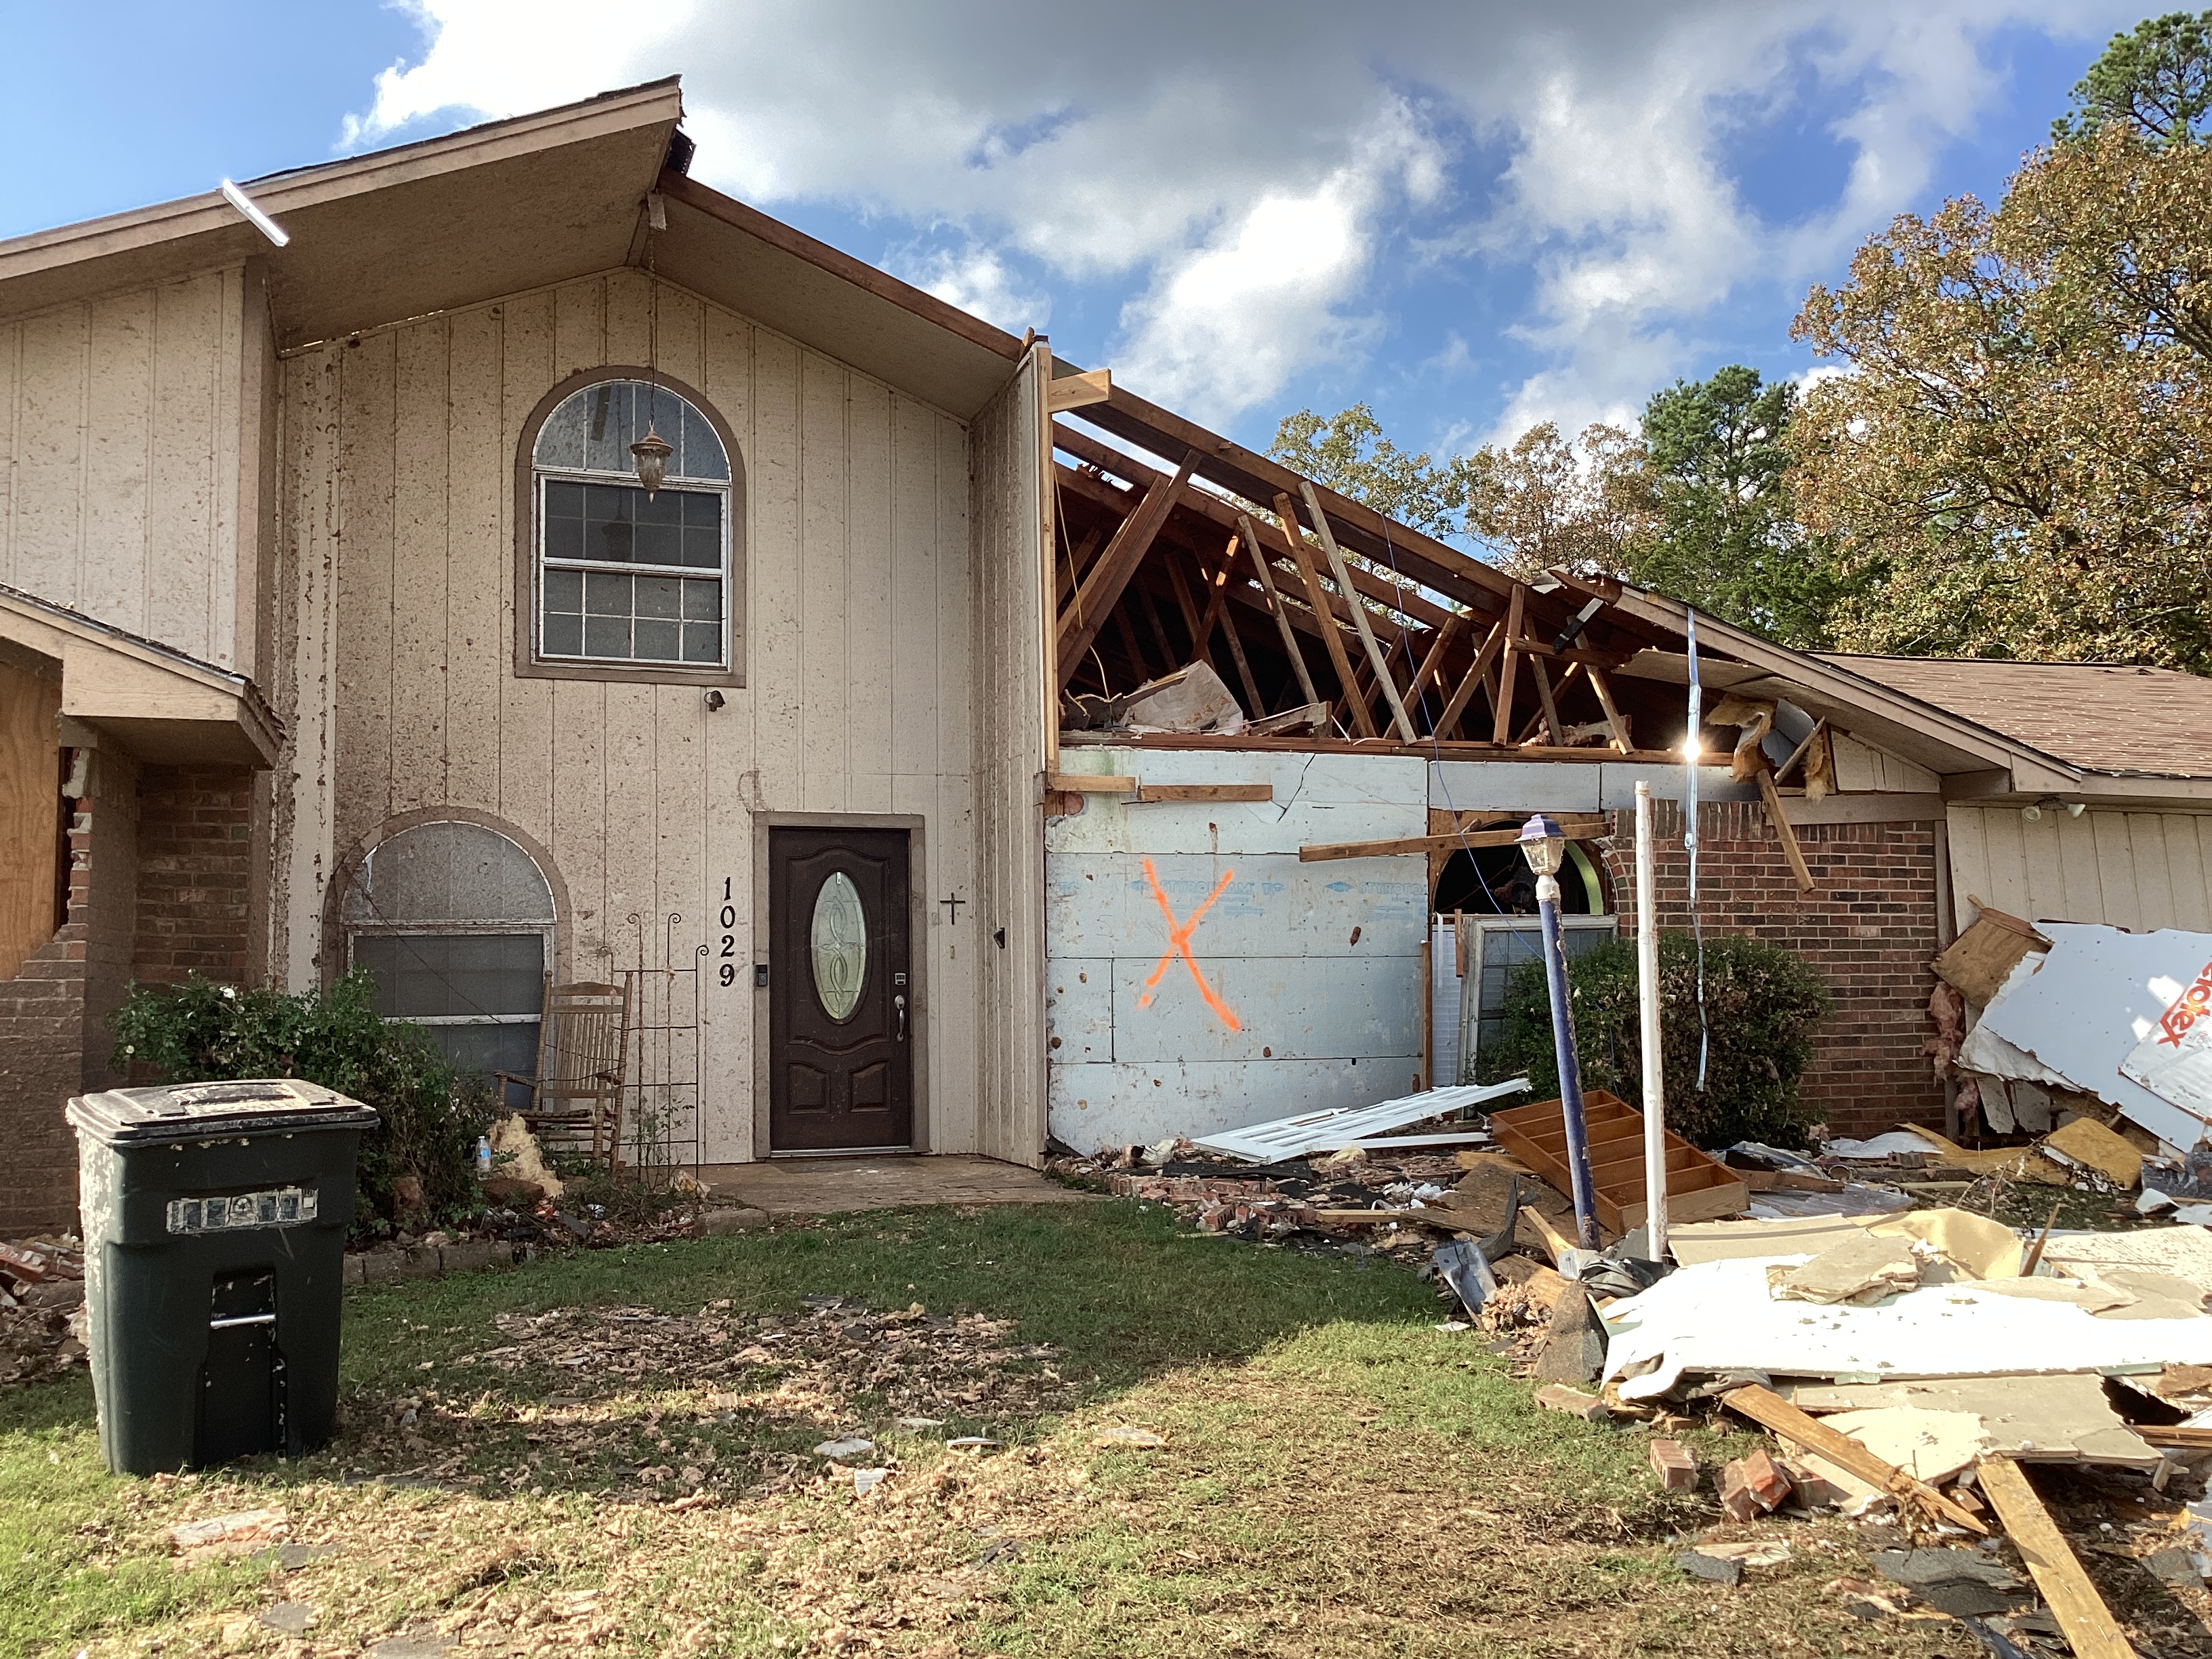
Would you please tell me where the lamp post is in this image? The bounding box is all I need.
[1518,813,1600,1249]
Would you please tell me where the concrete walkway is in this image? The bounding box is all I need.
[697,1154,1093,1218]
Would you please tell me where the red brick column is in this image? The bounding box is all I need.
[131,764,252,986]
[1594,799,1944,1143]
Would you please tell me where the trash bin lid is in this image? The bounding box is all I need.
[66,1078,380,1145]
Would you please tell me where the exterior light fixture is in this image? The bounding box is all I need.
[2022,796,2086,822]
[1519,813,1601,1249]
[631,423,673,498]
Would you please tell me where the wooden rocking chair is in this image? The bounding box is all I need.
[493,977,632,1168]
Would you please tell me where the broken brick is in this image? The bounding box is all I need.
[1649,1437,1698,1492]
[1719,1449,1791,1521]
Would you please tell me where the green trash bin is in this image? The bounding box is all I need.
[66,1078,379,1475]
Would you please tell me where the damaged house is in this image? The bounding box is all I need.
[4,77,2212,1235]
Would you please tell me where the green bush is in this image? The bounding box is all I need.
[108,970,490,1237]
[1475,930,1833,1148]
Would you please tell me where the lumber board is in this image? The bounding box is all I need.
[1273,494,1374,737]
[1047,772,1137,794]
[1586,665,1633,753]
[1436,618,1507,739]
[1237,514,1322,710]
[1975,1458,2137,1659]
[1302,479,1418,741]
[1299,819,1610,862]
[1407,608,1470,712]
[1132,783,1273,804]
[1056,453,1195,687]
[1489,1092,1749,1235]
[1492,586,1528,745]
[1529,655,1564,746]
[1719,1385,1987,1535]
[1046,367,1111,412]
[1755,768,1818,894]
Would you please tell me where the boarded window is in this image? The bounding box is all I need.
[344,821,555,1080]
[0,660,64,983]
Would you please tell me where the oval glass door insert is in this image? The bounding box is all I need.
[810,872,867,1021]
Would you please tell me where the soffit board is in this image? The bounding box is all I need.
[0,82,682,340]
[649,180,1024,418]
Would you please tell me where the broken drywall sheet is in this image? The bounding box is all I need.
[1789,1373,2158,1468]
[1971,923,2212,1147]
[1601,1257,2212,1400]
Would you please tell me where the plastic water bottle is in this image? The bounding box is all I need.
[476,1135,493,1178]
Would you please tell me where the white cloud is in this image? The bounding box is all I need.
[348,0,2144,438]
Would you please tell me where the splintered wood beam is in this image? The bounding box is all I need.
[1755,768,1817,895]
[1586,664,1633,754]
[1436,617,1508,739]
[1975,1459,2137,1659]
[1300,480,1417,742]
[1056,453,1195,689]
[1720,1385,1986,1535]
[1273,493,1374,738]
[1237,514,1322,712]
[1492,586,1528,745]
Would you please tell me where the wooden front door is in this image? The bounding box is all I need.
[769,827,913,1151]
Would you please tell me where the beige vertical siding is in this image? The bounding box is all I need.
[0,268,251,668]
[966,350,1048,1167]
[1948,804,2212,933]
[271,269,1002,1162]
[1831,731,1940,794]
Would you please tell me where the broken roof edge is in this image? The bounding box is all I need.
[1603,583,2091,785]
[0,79,685,285]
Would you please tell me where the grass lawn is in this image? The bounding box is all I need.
[1,1200,1976,1658]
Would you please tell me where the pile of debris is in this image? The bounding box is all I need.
[1,1235,86,1385]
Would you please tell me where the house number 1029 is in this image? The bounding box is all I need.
[718,878,737,986]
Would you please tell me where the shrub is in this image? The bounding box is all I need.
[108,970,491,1236]
[1475,930,1833,1148]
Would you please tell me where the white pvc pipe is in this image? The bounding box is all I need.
[1635,781,1668,1263]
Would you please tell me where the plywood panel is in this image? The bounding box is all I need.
[10,309,87,610]
[798,350,850,813]
[388,319,449,814]
[0,661,61,983]
[444,307,504,811]
[847,376,895,810]
[333,329,397,853]
[1946,806,2212,937]
[495,290,556,849]
[2051,813,2106,924]
[148,272,226,661]
[2174,819,2212,934]
[80,291,154,632]
[749,331,804,807]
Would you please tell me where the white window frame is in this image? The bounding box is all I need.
[1457,913,1618,1079]
[531,385,733,673]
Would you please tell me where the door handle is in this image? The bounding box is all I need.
[894,993,907,1042]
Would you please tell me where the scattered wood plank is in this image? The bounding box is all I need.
[1406,609,1471,714]
[1528,655,1564,746]
[1754,768,1818,895]
[1273,493,1374,738]
[1132,783,1273,804]
[1719,1385,1987,1535]
[1536,1384,1610,1423]
[1046,773,1138,794]
[1056,453,1196,688]
[1976,1457,2138,1659]
[1300,479,1418,741]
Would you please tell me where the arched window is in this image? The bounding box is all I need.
[343,821,556,1078]
[520,373,741,680]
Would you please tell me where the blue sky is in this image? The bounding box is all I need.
[0,1,2146,461]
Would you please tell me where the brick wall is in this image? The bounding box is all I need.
[1595,800,1945,1143]
[132,764,252,987]
[0,748,137,1237]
